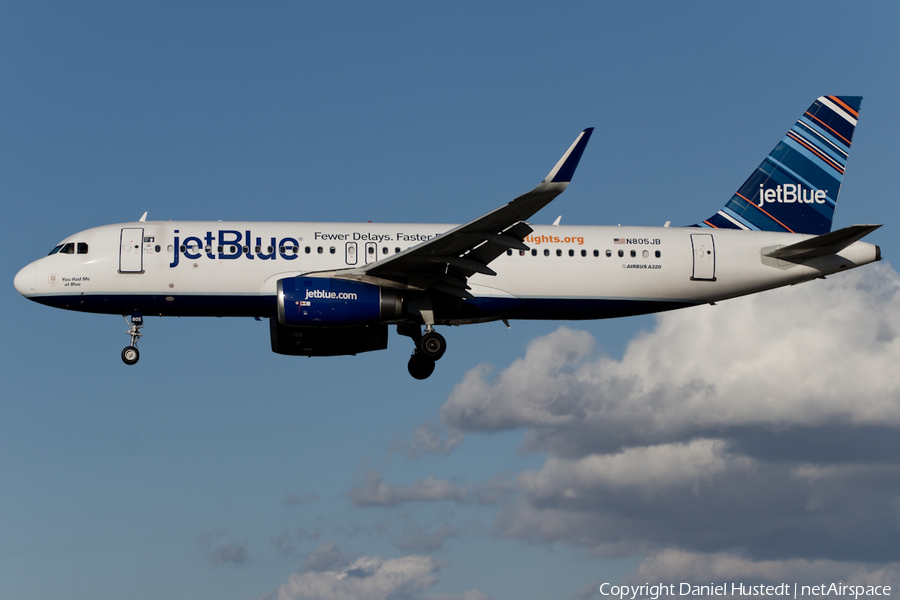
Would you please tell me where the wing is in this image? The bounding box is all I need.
[330,128,594,297]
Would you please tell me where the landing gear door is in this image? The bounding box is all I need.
[690,234,716,281]
[119,228,144,273]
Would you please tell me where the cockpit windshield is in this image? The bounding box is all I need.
[47,242,88,256]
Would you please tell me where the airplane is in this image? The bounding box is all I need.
[14,96,881,379]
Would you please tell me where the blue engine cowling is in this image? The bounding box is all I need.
[277,277,403,326]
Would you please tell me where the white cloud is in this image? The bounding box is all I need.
[391,423,465,459]
[441,327,595,432]
[277,553,440,600]
[350,469,515,508]
[437,264,900,562]
[442,264,900,457]
[198,529,250,567]
[518,439,752,501]
[303,541,357,573]
[350,471,469,507]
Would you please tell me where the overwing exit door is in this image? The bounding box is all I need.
[365,242,378,264]
[345,242,358,265]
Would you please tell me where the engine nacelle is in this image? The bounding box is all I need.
[269,318,388,356]
[277,277,403,326]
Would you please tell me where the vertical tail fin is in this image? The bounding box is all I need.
[696,96,862,234]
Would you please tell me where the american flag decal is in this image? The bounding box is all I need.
[614,238,626,244]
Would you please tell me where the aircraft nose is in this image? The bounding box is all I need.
[14,263,36,297]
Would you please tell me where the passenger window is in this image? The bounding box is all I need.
[642,250,649,258]
[532,249,538,256]
[618,250,624,258]
[605,250,611,257]
[655,250,661,258]
[630,250,636,258]
[155,245,161,253]
[519,250,526,256]
[318,247,324,254]
[568,249,574,257]
[544,249,550,256]
[382,247,388,254]
[305,246,311,254]
[581,249,587,257]
[368,247,375,255]
[395,247,400,254]
[507,249,513,256]
[77,243,89,254]
[556,249,562,257]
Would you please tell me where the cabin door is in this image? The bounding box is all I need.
[690,234,716,281]
[119,228,144,273]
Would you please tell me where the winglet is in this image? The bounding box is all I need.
[544,128,594,183]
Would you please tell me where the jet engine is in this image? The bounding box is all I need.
[270,277,402,357]
[277,277,403,326]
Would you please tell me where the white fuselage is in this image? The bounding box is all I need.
[14,220,880,323]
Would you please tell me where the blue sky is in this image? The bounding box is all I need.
[3,2,900,599]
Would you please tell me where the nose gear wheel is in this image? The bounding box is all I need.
[122,314,143,365]
[122,346,140,365]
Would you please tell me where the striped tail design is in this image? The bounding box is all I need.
[696,96,861,235]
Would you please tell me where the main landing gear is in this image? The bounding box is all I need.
[399,324,447,380]
[122,314,143,366]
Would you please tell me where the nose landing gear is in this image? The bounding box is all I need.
[122,314,143,365]
[399,323,446,380]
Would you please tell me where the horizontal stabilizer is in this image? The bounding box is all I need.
[762,224,881,261]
